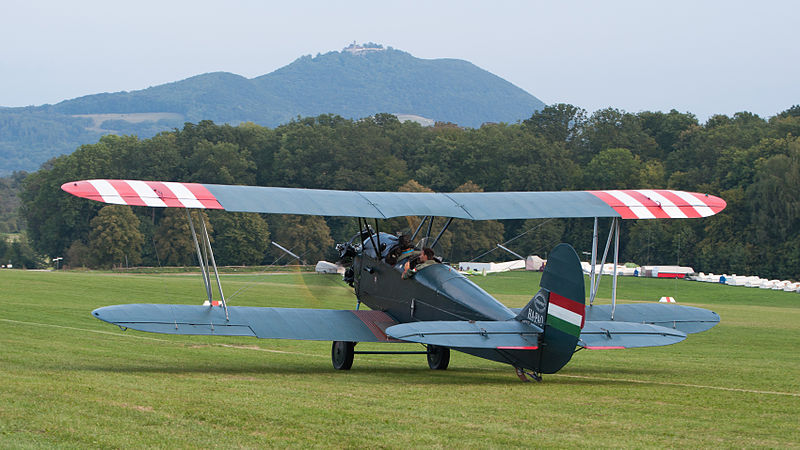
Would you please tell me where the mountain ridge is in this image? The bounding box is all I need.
[0,46,545,174]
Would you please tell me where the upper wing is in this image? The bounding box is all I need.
[62,179,726,220]
[385,320,542,349]
[92,304,401,342]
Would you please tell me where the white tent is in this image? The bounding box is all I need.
[315,261,345,274]
[458,260,525,274]
[525,255,545,271]
[641,265,694,278]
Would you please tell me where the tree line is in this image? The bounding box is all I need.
[13,105,800,279]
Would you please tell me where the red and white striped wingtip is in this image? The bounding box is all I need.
[61,179,223,210]
[589,190,726,220]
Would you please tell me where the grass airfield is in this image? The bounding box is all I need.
[1,268,798,448]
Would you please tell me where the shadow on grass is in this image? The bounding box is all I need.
[77,362,513,383]
[71,359,671,386]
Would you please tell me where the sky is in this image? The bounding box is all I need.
[1,0,797,121]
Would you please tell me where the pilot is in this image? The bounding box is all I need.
[386,234,417,265]
[402,247,437,279]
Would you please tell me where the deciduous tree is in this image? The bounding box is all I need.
[153,209,211,266]
[88,205,144,268]
[211,212,270,266]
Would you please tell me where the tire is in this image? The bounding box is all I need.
[427,345,450,370]
[331,341,355,370]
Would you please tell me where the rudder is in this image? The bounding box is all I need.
[516,243,585,373]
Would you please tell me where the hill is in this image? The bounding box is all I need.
[0,45,544,174]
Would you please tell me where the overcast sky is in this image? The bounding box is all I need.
[1,0,797,121]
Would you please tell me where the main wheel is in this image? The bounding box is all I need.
[426,345,450,370]
[331,341,355,370]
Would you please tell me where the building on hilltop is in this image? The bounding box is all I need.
[343,41,385,55]
[394,114,435,127]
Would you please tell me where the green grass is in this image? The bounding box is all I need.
[1,269,798,448]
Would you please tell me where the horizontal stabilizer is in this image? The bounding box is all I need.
[92,304,399,342]
[579,321,686,349]
[585,303,720,334]
[386,320,542,349]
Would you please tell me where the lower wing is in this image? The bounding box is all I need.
[577,303,719,349]
[93,302,714,350]
[94,304,543,350]
[385,320,542,349]
[92,304,400,342]
[578,321,686,349]
[509,303,718,349]
[584,303,720,334]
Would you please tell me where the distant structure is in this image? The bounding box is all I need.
[343,41,385,55]
[394,114,435,127]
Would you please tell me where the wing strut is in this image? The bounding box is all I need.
[187,210,213,304]
[587,217,621,320]
[589,217,616,307]
[589,218,598,306]
[410,216,428,241]
[611,217,620,320]
[186,210,228,321]
[374,218,382,256]
[431,217,453,250]
[200,212,228,321]
[359,217,378,258]
[425,215,434,242]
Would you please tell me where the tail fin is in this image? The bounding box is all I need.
[516,243,585,373]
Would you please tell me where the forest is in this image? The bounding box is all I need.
[7,104,800,280]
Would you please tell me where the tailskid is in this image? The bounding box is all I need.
[515,367,542,382]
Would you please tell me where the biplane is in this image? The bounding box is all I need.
[63,180,725,381]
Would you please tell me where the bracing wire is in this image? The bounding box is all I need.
[468,218,556,262]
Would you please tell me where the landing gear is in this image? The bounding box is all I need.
[515,367,542,382]
[426,345,450,370]
[331,341,355,370]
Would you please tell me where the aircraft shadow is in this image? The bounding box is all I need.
[77,363,511,384]
[74,362,666,386]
